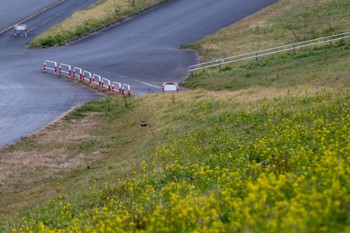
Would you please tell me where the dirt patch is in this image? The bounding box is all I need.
[0,109,102,214]
[36,112,100,144]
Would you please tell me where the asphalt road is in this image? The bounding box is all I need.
[0,0,58,30]
[0,0,277,147]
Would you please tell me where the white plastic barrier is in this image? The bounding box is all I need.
[43,60,57,74]
[122,84,131,96]
[59,63,71,77]
[93,74,102,86]
[112,81,122,94]
[73,67,82,80]
[83,70,91,83]
[102,78,111,91]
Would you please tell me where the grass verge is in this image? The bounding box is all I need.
[182,0,350,91]
[30,0,163,47]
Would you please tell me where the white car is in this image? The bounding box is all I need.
[14,24,28,37]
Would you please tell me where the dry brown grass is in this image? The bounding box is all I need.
[197,0,349,60]
[0,111,103,214]
[196,0,290,59]
[36,113,100,144]
[0,95,162,215]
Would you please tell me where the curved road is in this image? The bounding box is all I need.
[0,0,276,147]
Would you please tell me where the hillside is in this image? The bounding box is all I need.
[1,0,350,232]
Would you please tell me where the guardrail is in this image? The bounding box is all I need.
[188,32,350,73]
[83,70,92,82]
[112,81,122,93]
[59,63,71,77]
[73,67,83,80]
[43,60,132,96]
[92,74,101,86]
[43,60,57,74]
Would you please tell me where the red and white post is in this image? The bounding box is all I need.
[93,74,101,86]
[112,81,122,94]
[59,63,72,77]
[83,70,92,83]
[73,67,82,80]
[43,60,57,74]
[102,78,111,91]
[123,84,131,96]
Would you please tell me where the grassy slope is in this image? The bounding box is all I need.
[1,0,350,232]
[183,0,350,90]
[2,88,349,233]
[30,0,161,47]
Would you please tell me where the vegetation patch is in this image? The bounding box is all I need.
[1,87,349,232]
[182,0,350,91]
[30,0,163,47]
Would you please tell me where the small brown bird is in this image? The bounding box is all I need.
[140,120,150,127]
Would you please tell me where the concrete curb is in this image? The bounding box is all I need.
[0,0,66,35]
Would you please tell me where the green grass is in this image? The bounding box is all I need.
[2,88,350,232]
[184,42,350,90]
[1,0,350,232]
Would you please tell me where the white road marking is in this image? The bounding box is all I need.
[139,81,161,89]
[114,73,162,89]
